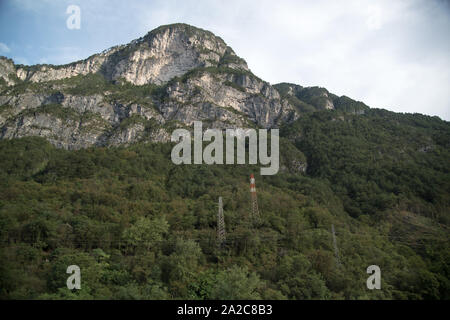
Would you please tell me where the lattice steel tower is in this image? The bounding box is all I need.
[250,174,261,225]
[331,224,341,267]
[217,196,226,247]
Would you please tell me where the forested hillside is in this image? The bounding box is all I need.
[0,108,448,300]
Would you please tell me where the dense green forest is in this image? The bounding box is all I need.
[0,109,449,300]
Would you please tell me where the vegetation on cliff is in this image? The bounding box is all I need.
[0,108,448,300]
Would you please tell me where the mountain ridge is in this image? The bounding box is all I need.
[1,24,249,85]
[0,24,300,149]
[0,23,437,151]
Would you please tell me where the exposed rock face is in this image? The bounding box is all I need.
[101,25,241,85]
[274,83,335,111]
[7,24,248,86]
[0,91,167,149]
[0,57,17,86]
[0,23,366,150]
[156,70,296,128]
[274,82,369,114]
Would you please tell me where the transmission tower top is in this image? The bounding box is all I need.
[250,173,256,193]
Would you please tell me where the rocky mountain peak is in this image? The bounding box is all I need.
[0,24,369,150]
[142,23,228,52]
[4,23,249,86]
[102,23,249,85]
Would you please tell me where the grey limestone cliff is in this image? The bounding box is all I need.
[0,23,366,149]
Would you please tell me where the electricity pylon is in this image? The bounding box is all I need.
[250,174,261,226]
[217,196,226,247]
[331,224,342,267]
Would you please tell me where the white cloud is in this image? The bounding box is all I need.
[366,5,383,30]
[39,46,86,65]
[0,42,11,53]
[3,0,449,119]
[133,0,448,119]
[13,57,29,65]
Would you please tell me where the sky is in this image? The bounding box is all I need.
[0,0,449,120]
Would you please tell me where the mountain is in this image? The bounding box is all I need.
[0,23,372,150]
[0,24,289,149]
[0,24,449,300]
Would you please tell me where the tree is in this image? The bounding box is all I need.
[122,216,169,253]
[210,266,264,300]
